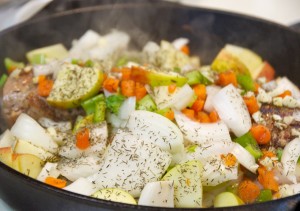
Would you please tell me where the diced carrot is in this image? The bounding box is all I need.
[193,84,206,100]
[76,128,90,150]
[277,90,292,98]
[164,110,175,121]
[168,83,177,94]
[258,166,279,192]
[135,82,147,101]
[261,150,276,159]
[197,111,210,123]
[130,66,149,84]
[250,124,271,145]
[243,96,259,115]
[191,99,205,112]
[221,153,237,168]
[111,67,121,72]
[103,77,119,93]
[121,80,135,97]
[181,45,190,55]
[38,75,54,97]
[45,177,67,188]
[209,110,219,122]
[254,82,260,94]
[103,73,108,81]
[121,67,131,80]
[182,108,195,120]
[217,71,238,87]
[238,179,260,203]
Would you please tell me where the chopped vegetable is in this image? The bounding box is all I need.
[135,82,147,100]
[137,95,157,112]
[256,189,272,202]
[105,94,125,115]
[257,166,279,192]
[38,75,54,97]
[250,124,271,145]
[4,58,24,73]
[0,74,8,87]
[237,180,260,203]
[193,84,206,100]
[217,71,238,87]
[81,94,105,115]
[243,96,259,115]
[76,128,90,150]
[185,70,212,86]
[121,80,135,97]
[234,132,262,160]
[277,90,292,98]
[45,176,67,188]
[103,77,119,93]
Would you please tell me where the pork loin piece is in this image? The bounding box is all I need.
[260,104,300,148]
[2,70,84,127]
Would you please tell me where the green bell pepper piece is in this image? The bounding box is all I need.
[234,132,262,160]
[81,94,105,115]
[0,74,8,88]
[257,189,272,202]
[136,95,157,112]
[185,70,212,86]
[237,74,255,92]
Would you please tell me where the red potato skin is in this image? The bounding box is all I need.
[257,61,275,82]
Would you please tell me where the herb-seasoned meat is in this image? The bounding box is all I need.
[260,104,300,148]
[2,70,84,127]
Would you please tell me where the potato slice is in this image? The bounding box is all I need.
[92,188,136,205]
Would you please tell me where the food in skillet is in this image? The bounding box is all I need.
[0,30,300,208]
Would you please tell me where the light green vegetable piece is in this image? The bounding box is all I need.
[162,160,203,208]
[47,64,104,109]
[26,44,68,64]
[214,192,244,207]
[92,188,136,205]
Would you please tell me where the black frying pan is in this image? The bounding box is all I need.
[0,1,300,210]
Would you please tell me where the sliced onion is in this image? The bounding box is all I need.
[200,156,238,186]
[186,141,235,161]
[204,85,221,112]
[58,156,102,182]
[231,143,258,173]
[11,113,58,153]
[153,84,194,110]
[106,112,127,128]
[273,77,300,99]
[172,38,189,50]
[281,138,300,184]
[37,162,59,182]
[126,110,184,156]
[174,111,231,145]
[212,84,251,137]
[64,177,97,196]
[0,130,16,148]
[38,117,72,132]
[118,96,136,120]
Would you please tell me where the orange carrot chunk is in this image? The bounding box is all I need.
[181,45,190,55]
[121,67,131,80]
[182,108,195,120]
[103,77,119,93]
[250,124,271,145]
[121,80,135,97]
[209,110,219,122]
[243,96,259,115]
[168,83,177,94]
[76,128,90,150]
[197,111,210,123]
[277,90,292,98]
[238,179,260,203]
[217,71,238,87]
[38,75,54,97]
[135,82,147,101]
[221,153,237,168]
[193,84,206,100]
[258,166,279,192]
[45,177,67,188]
[164,110,175,121]
[191,99,205,112]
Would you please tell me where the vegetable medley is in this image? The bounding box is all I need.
[1,30,300,208]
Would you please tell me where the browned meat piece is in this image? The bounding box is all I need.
[1,70,84,127]
[260,104,300,148]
